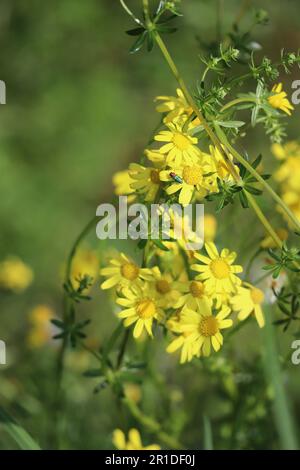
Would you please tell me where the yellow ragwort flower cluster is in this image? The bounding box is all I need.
[102,89,267,364]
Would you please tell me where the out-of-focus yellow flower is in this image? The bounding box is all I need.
[209,145,239,184]
[0,257,33,293]
[112,169,136,203]
[173,280,212,310]
[231,284,265,328]
[27,305,54,348]
[268,83,294,115]
[113,428,160,450]
[144,148,166,166]
[155,87,193,123]
[271,141,300,161]
[204,214,217,242]
[71,249,99,289]
[273,143,300,225]
[129,163,162,202]
[116,282,164,339]
[124,383,142,404]
[167,303,232,361]
[151,267,183,309]
[192,242,243,296]
[154,119,201,166]
[260,228,288,249]
[100,252,153,291]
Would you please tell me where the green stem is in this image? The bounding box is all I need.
[221,97,257,112]
[65,215,98,285]
[262,306,298,449]
[122,397,184,449]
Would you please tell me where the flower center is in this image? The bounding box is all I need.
[199,315,219,337]
[121,263,139,281]
[136,298,156,319]
[156,279,171,295]
[150,169,161,184]
[190,280,205,298]
[250,287,264,304]
[182,166,203,185]
[210,258,230,279]
[172,133,191,151]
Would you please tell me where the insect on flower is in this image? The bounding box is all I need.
[170,172,183,184]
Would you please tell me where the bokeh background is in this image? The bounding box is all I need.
[0,0,300,450]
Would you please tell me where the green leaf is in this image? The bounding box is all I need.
[245,185,262,196]
[126,27,145,36]
[129,31,147,54]
[239,191,249,208]
[252,154,262,169]
[153,239,170,251]
[216,120,245,128]
[147,32,154,52]
[83,369,104,378]
[0,408,41,450]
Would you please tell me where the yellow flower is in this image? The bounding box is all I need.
[129,163,161,202]
[268,83,294,115]
[192,242,243,295]
[173,280,212,310]
[154,119,201,166]
[276,191,300,227]
[151,267,183,309]
[27,305,54,348]
[271,141,300,161]
[113,169,136,202]
[113,428,160,450]
[160,159,215,206]
[204,214,217,242]
[144,148,166,166]
[231,284,265,328]
[260,228,288,249]
[116,282,164,338]
[274,154,300,193]
[209,145,239,183]
[155,88,193,123]
[100,252,153,290]
[167,303,232,361]
[124,383,142,403]
[0,257,33,293]
[71,249,99,290]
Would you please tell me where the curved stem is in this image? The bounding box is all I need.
[221,97,257,112]
[65,215,98,285]
[120,0,145,27]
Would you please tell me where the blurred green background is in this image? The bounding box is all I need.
[0,0,300,450]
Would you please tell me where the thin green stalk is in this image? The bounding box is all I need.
[123,397,184,449]
[262,306,298,449]
[221,97,257,112]
[120,0,144,27]
[203,415,213,450]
